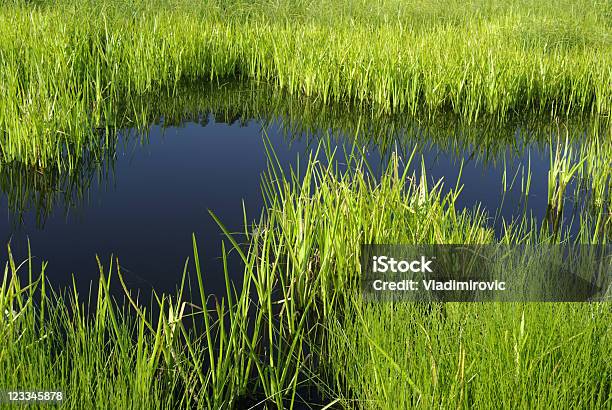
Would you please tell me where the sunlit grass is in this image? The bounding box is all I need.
[3,144,609,408]
[323,301,611,408]
[1,0,610,168]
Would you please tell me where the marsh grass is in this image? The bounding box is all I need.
[1,0,610,168]
[0,247,185,409]
[250,143,610,407]
[1,143,611,408]
[323,301,611,408]
[575,126,612,240]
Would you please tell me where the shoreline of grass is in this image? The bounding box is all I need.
[1,0,611,168]
[1,81,609,235]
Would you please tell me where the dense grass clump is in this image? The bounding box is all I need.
[0,0,610,167]
[324,302,611,408]
[255,147,610,407]
[0,252,185,409]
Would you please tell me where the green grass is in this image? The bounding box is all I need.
[0,250,185,409]
[323,302,611,408]
[1,0,610,168]
[1,1,610,406]
[2,146,610,408]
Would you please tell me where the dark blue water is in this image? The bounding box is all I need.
[0,114,582,297]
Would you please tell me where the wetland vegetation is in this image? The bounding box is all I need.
[1,0,611,409]
[1,0,610,168]
[2,150,610,408]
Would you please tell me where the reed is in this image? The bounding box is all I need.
[0,246,185,409]
[1,0,610,168]
[2,144,610,408]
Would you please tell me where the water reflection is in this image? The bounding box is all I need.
[0,82,609,295]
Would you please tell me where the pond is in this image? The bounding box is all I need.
[0,84,603,298]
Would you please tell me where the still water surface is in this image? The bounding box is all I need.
[0,112,583,297]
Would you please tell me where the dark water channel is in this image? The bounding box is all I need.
[0,88,600,299]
